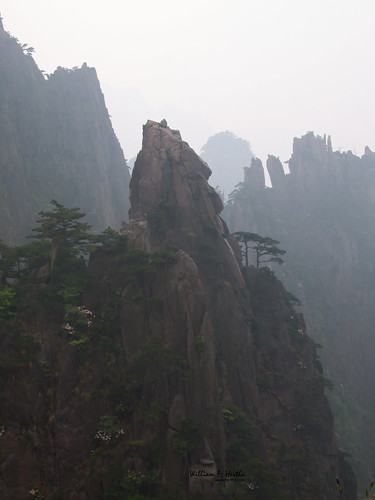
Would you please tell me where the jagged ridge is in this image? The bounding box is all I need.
[224,131,374,492]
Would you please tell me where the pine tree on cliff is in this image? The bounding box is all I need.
[233,231,286,268]
[30,200,92,273]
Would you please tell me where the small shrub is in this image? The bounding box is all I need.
[0,287,17,320]
[172,436,189,458]
[94,415,126,444]
[172,417,204,458]
[322,376,334,391]
[194,335,206,353]
[147,200,173,234]
[62,304,94,348]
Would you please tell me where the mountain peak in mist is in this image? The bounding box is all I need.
[200,130,254,199]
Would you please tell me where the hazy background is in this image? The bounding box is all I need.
[2,0,375,164]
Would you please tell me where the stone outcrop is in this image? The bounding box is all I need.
[266,155,285,188]
[0,22,130,243]
[129,121,223,234]
[244,157,265,190]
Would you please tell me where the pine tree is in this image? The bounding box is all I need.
[233,231,285,269]
[30,200,92,270]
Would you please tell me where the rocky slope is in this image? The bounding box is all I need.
[224,132,375,491]
[0,21,130,244]
[0,122,355,499]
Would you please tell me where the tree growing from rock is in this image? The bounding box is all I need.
[30,200,92,270]
[233,231,286,269]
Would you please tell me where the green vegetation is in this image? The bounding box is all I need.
[232,231,285,268]
[0,201,193,498]
[222,405,258,447]
[0,287,16,320]
[172,417,204,458]
[102,466,160,499]
[147,200,173,234]
[140,400,167,427]
[122,246,178,282]
[222,405,287,499]
[30,199,92,262]
[102,465,204,500]
[94,415,126,444]
[0,201,132,375]
[0,201,157,318]
[91,226,127,248]
[322,375,334,392]
[0,196,329,499]
[193,334,206,354]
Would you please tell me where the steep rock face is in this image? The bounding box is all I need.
[267,155,285,189]
[129,121,223,235]
[224,132,375,491]
[0,23,130,243]
[0,122,355,499]
[126,121,257,417]
[244,158,265,190]
[119,122,355,498]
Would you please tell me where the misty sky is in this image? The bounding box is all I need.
[2,0,375,167]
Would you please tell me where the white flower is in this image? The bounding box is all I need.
[63,323,74,334]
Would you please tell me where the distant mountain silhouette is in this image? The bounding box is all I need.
[200,131,254,199]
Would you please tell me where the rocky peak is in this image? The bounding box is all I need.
[199,130,254,199]
[266,154,285,188]
[128,120,223,245]
[243,157,265,189]
[291,132,329,165]
[288,132,330,189]
[363,145,375,163]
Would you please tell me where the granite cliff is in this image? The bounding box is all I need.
[0,21,130,244]
[224,132,375,492]
[0,122,355,499]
